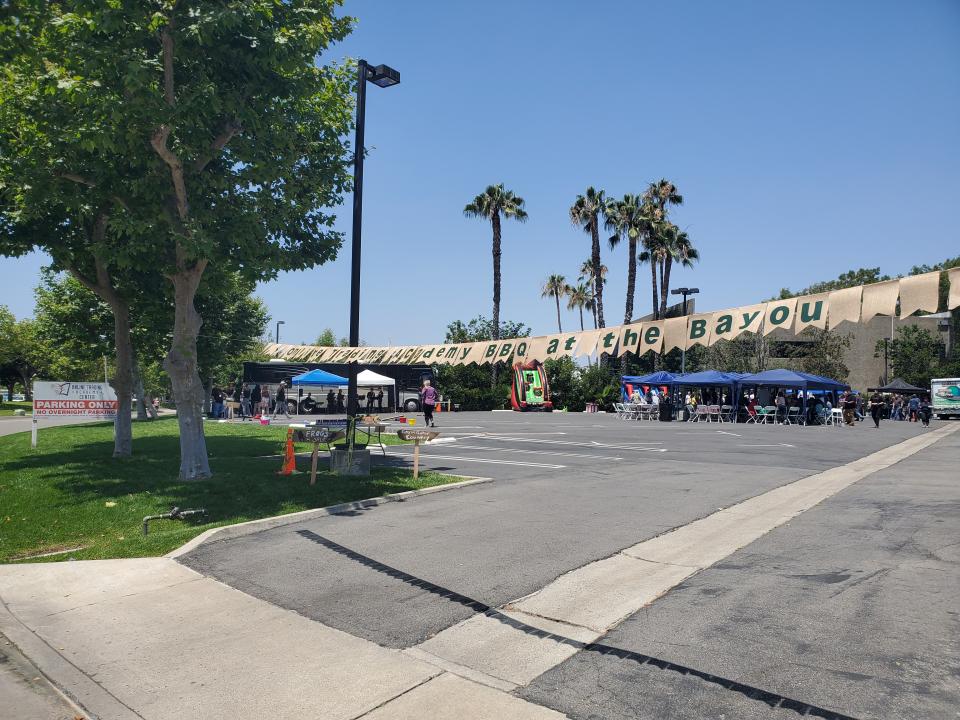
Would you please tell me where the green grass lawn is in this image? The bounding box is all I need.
[0,401,31,416]
[0,417,454,563]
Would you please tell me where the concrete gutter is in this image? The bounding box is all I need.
[166,475,492,559]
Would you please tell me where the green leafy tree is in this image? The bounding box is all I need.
[801,329,852,382]
[434,316,530,410]
[543,357,577,410]
[314,329,338,346]
[878,325,943,389]
[541,275,568,333]
[0,2,355,478]
[776,267,892,300]
[570,187,607,327]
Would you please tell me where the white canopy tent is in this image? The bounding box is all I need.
[356,369,395,388]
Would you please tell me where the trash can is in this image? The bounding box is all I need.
[659,399,674,422]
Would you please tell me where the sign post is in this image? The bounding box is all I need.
[31,381,118,448]
[291,425,346,485]
[395,428,440,480]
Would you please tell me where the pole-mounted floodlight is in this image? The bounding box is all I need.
[275,320,285,345]
[346,59,400,443]
[670,288,700,373]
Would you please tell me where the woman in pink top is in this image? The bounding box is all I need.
[420,380,438,427]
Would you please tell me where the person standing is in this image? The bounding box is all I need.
[420,379,438,427]
[272,381,291,419]
[326,389,336,414]
[376,387,384,412]
[240,384,252,420]
[250,384,262,417]
[366,388,375,411]
[211,386,225,419]
[336,389,345,414]
[869,391,884,429]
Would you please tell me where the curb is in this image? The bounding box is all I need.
[166,475,493,559]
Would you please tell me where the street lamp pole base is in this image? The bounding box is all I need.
[330,446,371,476]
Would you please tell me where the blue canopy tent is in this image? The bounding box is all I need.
[738,369,849,423]
[673,370,745,419]
[291,369,348,386]
[621,371,682,401]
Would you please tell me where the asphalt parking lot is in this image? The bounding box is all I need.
[182,412,958,719]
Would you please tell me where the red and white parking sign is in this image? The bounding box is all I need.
[33,382,118,418]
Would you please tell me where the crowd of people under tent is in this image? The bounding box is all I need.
[625,385,932,426]
[208,382,389,420]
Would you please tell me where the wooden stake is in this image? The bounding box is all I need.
[309,442,319,485]
[413,439,421,480]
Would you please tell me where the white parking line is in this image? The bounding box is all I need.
[447,444,622,461]
[384,451,565,469]
[480,435,665,453]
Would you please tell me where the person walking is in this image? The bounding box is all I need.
[841,391,857,427]
[869,391,884,429]
[919,396,932,427]
[271,381,291,419]
[420,379,438,427]
[908,394,920,422]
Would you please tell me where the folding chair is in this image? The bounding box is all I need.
[719,405,733,423]
[785,407,801,425]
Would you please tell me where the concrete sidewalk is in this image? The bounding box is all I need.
[0,558,564,720]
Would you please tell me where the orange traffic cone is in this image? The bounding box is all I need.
[278,427,296,475]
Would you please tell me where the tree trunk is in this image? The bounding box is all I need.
[591,217,604,328]
[579,307,584,331]
[109,299,135,457]
[165,266,211,480]
[660,255,673,319]
[17,368,32,399]
[490,213,501,388]
[132,358,157,420]
[64,250,134,457]
[624,237,637,325]
[650,260,659,321]
[554,293,563,333]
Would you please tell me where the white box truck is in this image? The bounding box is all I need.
[931,377,960,419]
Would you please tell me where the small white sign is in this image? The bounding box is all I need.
[33,381,118,418]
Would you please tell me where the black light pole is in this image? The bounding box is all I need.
[670,287,699,374]
[275,320,285,345]
[347,60,400,436]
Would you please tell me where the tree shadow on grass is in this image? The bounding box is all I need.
[5,435,437,531]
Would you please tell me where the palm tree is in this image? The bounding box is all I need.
[541,274,569,333]
[643,179,684,319]
[570,187,607,327]
[465,184,527,386]
[464,184,528,341]
[604,193,648,324]
[658,223,699,317]
[578,258,606,328]
[566,283,592,331]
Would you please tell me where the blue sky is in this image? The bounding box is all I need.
[2,0,958,346]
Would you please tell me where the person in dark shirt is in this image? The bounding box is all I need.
[336,389,345,414]
[869,391,884,429]
[271,381,291,419]
[326,389,336,414]
[376,387,384,412]
[366,389,375,411]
